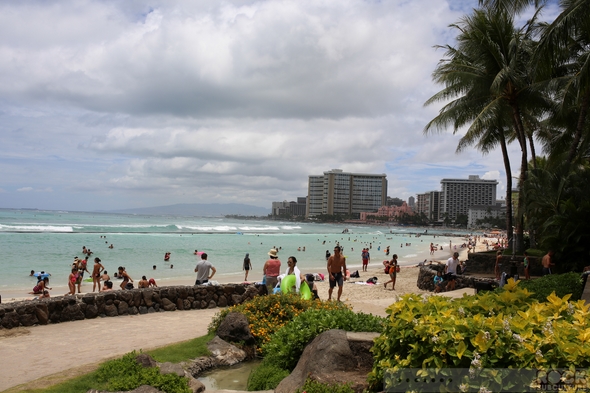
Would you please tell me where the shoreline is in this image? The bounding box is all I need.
[1,238,485,304]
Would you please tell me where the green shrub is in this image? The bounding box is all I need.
[368,279,590,392]
[208,294,349,352]
[517,272,583,301]
[247,308,383,391]
[95,351,190,393]
[246,362,290,391]
[263,308,384,370]
[296,378,355,393]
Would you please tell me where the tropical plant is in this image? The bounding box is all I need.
[518,272,583,301]
[262,308,384,371]
[424,6,550,252]
[368,280,590,392]
[208,294,348,352]
[523,159,590,268]
[247,307,384,391]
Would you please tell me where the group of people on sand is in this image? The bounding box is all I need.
[57,245,157,297]
[260,246,345,301]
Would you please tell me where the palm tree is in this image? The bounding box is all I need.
[424,6,548,252]
[482,0,590,165]
[536,0,590,165]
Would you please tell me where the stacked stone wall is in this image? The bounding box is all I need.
[0,284,266,330]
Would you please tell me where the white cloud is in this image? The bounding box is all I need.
[0,0,545,211]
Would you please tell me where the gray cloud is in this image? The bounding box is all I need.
[0,0,532,211]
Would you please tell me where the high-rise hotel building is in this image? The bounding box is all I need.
[439,175,498,220]
[306,169,387,218]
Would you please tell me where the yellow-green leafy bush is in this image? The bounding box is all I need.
[208,294,348,352]
[368,279,590,391]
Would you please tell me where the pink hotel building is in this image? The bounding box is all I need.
[359,202,414,221]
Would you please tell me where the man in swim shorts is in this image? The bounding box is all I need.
[327,246,347,301]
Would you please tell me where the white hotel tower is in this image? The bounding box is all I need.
[439,175,498,221]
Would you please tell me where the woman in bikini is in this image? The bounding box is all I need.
[68,267,78,295]
[384,254,398,290]
[91,257,105,292]
[30,277,51,295]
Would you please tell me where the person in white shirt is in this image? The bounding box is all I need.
[445,252,460,290]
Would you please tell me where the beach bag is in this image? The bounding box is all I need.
[396,266,400,273]
[350,270,360,278]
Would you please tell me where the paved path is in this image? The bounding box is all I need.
[0,308,218,392]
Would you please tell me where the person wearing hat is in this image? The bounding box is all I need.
[263,249,281,294]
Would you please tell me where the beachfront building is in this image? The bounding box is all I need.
[440,175,498,221]
[415,190,440,221]
[306,169,387,218]
[468,204,506,228]
[271,197,307,217]
[359,202,413,221]
[408,196,415,210]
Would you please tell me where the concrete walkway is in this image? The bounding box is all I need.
[0,308,219,392]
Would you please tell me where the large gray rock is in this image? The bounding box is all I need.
[275,329,375,393]
[187,376,206,393]
[159,362,185,377]
[207,336,247,366]
[187,356,219,377]
[216,312,255,345]
[135,353,157,368]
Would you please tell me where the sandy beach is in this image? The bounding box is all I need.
[1,237,469,303]
[0,240,493,392]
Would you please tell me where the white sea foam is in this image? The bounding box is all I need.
[178,225,239,231]
[238,226,280,231]
[0,224,74,232]
[281,226,302,230]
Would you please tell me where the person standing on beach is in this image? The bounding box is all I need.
[243,253,252,281]
[263,249,281,294]
[91,257,105,292]
[76,257,90,293]
[327,246,347,301]
[445,252,459,291]
[361,248,370,272]
[195,253,216,285]
[542,250,554,276]
[384,254,398,290]
[495,250,503,280]
[67,267,78,295]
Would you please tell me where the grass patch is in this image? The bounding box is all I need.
[147,332,214,363]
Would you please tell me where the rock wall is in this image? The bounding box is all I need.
[466,252,542,276]
[417,265,497,292]
[0,284,266,330]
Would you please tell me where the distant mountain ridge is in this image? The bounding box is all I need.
[108,203,270,217]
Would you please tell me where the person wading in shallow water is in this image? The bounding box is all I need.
[243,253,252,281]
[327,246,347,302]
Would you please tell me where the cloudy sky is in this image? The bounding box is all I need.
[0,0,560,211]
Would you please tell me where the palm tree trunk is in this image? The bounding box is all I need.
[511,103,528,254]
[527,132,537,170]
[498,131,514,248]
[566,88,590,165]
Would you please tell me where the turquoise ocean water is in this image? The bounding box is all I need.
[0,209,471,297]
